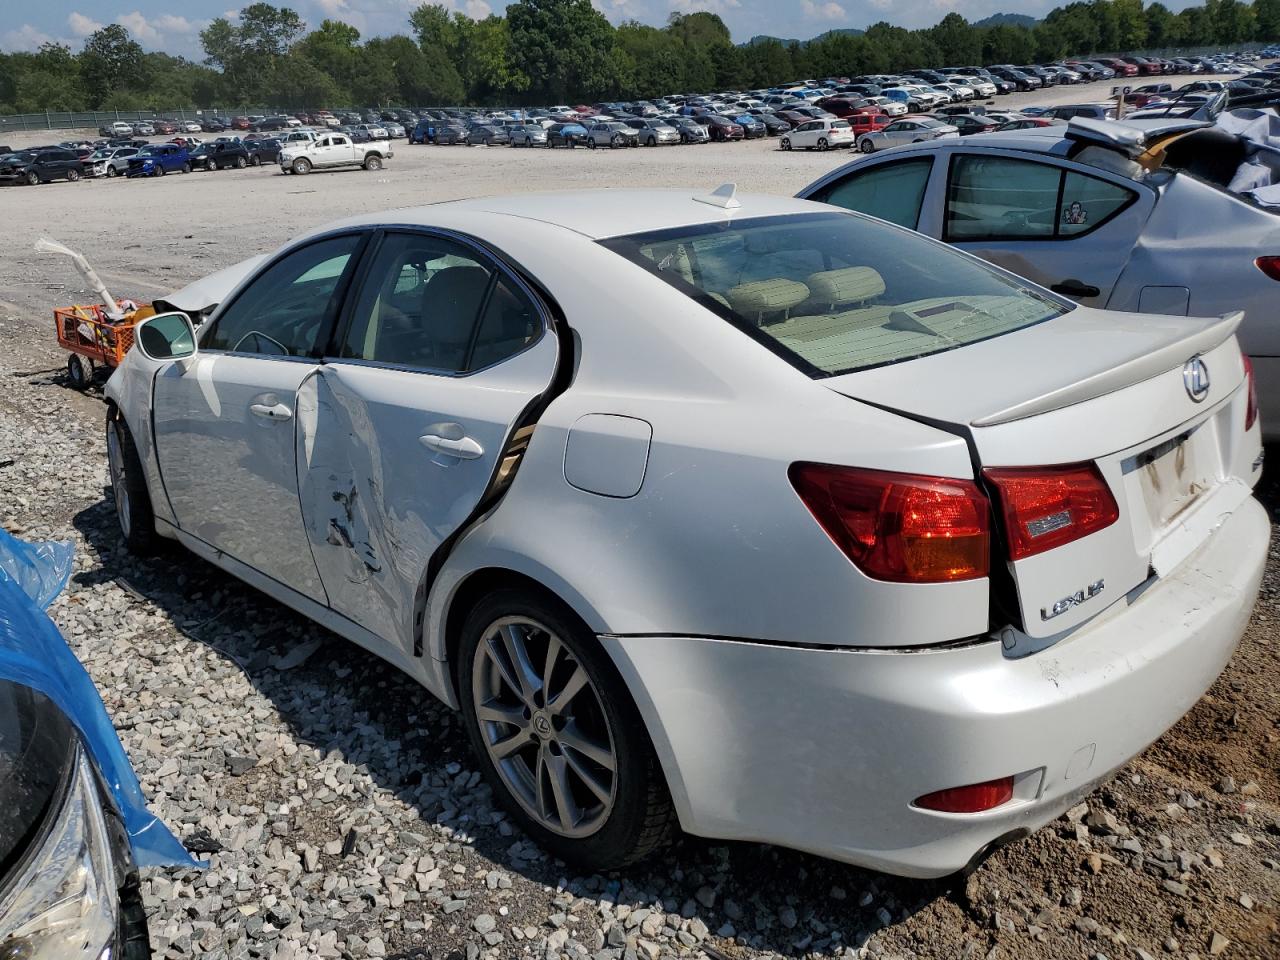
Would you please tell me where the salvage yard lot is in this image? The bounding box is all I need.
[0,114,1277,960]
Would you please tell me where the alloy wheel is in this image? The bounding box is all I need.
[471,616,617,838]
[107,422,132,540]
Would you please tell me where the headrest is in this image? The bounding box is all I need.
[805,266,885,307]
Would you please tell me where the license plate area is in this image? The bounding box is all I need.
[1129,426,1214,533]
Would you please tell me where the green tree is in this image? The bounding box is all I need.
[930,13,981,65]
[1144,3,1181,47]
[1113,0,1147,49]
[200,3,304,102]
[615,22,685,98]
[408,3,460,56]
[1257,0,1280,40]
[294,20,362,99]
[454,15,527,103]
[79,25,143,108]
[507,0,620,103]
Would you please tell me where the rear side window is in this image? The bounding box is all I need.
[808,157,934,230]
[338,233,540,373]
[946,155,1136,240]
[602,212,1065,377]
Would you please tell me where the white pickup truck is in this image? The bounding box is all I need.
[278,133,391,174]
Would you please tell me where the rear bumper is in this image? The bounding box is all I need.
[602,495,1269,878]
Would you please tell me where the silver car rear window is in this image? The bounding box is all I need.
[602,211,1068,377]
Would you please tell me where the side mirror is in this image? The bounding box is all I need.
[134,311,198,368]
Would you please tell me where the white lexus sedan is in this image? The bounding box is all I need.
[105,187,1267,877]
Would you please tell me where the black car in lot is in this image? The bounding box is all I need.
[0,147,84,184]
[190,141,250,170]
[245,137,283,165]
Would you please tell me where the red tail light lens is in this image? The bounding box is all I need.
[789,463,990,583]
[1243,353,1259,431]
[1255,256,1280,281]
[983,463,1119,561]
[915,776,1015,813]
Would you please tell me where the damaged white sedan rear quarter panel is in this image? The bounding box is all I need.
[103,189,1269,878]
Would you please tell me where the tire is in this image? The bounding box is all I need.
[611,135,623,149]
[106,166,118,178]
[66,168,81,182]
[860,139,875,153]
[235,156,247,168]
[106,411,158,556]
[646,136,656,147]
[292,157,312,175]
[364,155,382,171]
[817,137,829,151]
[458,587,675,870]
[587,138,596,149]
[66,354,90,390]
[250,155,261,166]
[780,137,791,151]
[25,170,39,185]
[181,162,191,174]
[156,164,165,176]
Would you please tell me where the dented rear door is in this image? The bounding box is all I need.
[295,230,559,656]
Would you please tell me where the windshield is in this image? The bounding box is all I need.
[137,146,157,156]
[601,212,1067,377]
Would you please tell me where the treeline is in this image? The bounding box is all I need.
[2,0,1278,113]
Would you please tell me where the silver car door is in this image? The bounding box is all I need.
[941,150,1155,304]
[152,232,368,603]
[297,230,559,655]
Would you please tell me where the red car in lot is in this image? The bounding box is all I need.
[1122,56,1164,76]
[1096,57,1138,77]
[230,116,251,131]
[846,112,891,136]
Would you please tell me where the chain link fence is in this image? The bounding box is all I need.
[0,107,253,134]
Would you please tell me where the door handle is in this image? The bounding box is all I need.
[249,401,293,421]
[419,433,484,460]
[1050,278,1101,298]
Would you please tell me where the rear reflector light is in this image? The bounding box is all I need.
[982,463,1119,561]
[1255,256,1280,281]
[1243,354,1259,431]
[915,776,1015,813]
[788,463,990,583]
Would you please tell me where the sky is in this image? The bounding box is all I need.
[3,0,1205,58]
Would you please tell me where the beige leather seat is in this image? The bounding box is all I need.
[726,278,810,323]
[804,266,885,312]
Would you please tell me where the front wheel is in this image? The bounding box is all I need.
[610,135,623,149]
[181,162,191,174]
[587,138,596,149]
[106,166,118,178]
[106,413,158,556]
[156,164,166,176]
[25,171,39,185]
[780,137,791,151]
[364,155,382,171]
[292,157,312,175]
[859,139,875,153]
[459,588,675,870]
[817,137,829,151]
[66,168,81,182]
[250,155,261,166]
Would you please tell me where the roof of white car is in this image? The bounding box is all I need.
[331,188,829,241]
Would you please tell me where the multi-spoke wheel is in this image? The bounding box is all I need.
[459,588,674,869]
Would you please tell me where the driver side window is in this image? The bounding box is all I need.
[203,234,363,356]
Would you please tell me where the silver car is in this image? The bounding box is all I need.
[509,124,549,147]
[799,116,1280,437]
[856,117,959,153]
[87,146,138,178]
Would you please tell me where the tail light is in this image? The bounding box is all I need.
[983,463,1119,561]
[915,776,1014,813]
[1243,353,1259,431]
[1255,256,1280,281]
[788,463,990,583]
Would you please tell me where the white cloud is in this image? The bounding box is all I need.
[154,14,200,33]
[669,0,742,14]
[2,23,55,50]
[800,0,847,20]
[68,12,106,37]
[116,11,158,40]
[463,0,491,17]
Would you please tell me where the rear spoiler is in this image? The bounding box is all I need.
[972,311,1244,427]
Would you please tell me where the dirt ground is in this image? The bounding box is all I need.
[0,77,1276,960]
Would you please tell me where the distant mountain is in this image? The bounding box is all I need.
[972,13,1039,29]
[743,28,865,48]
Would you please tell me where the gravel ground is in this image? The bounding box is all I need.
[0,87,1277,959]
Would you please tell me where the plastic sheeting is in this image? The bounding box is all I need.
[0,529,198,869]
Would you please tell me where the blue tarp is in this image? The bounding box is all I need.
[0,528,198,869]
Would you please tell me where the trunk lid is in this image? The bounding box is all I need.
[825,305,1253,638]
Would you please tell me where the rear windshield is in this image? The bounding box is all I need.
[602,211,1067,376]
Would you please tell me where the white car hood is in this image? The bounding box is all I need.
[155,255,267,313]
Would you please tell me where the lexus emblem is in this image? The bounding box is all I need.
[1183,356,1210,403]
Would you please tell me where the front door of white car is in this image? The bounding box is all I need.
[152,233,368,603]
[296,230,558,654]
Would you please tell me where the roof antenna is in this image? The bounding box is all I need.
[694,182,740,209]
